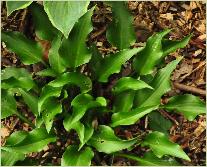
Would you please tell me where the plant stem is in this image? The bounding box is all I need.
[15,111,35,128]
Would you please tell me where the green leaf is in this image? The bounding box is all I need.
[162,94,206,121]
[96,47,144,82]
[111,105,158,127]
[2,128,56,154]
[135,58,182,107]
[6,1,32,16]
[59,7,94,68]
[87,125,137,154]
[142,131,190,161]
[112,90,135,113]
[113,77,153,94]
[48,72,92,93]
[1,150,25,166]
[117,151,180,166]
[1,67,35,90]
[106,2,136,49]
[63,94,106,131]
[148,112,172,136]
[5,131,28,146]
[61,145,94,166]
[48,34,66,73]
[1,31,44,65]
[18,89,38,117]
[38,85,62,113]
[162,34,192,57]
[36,68,57,77]
[29,3,58,41]
[1,90,17,119]
[133,29,171,75]
[43,1,90,38]
[42,98,62,132]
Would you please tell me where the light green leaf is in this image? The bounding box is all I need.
[59,7,94,68]
[29,3,58,41]
[135,58,182,107]
[112,90,135,113]
[63,94,106,131]
[1,150,25,166]
[162,34,192,57]
[87,125,137,154]
[61,145,94,166]
[6,1,32,16]
[133,29,171,75]
[1,90,17,119]
[113,77,153,94]
[148,112,172,136]
[5,131,28,146]
[48,34,66,73]
[2,128,56,154]
[106,2,136,49]
[142,131,190,161]
[48,72,92,93]
[18,89,38,117]
[43,1,90,38]
[117,151,180,166]
[1,67,35,90]
[38,85,62,113]
[1,31,44,65]
[162,94,206,121]
[42,98,62,132]
[96,47,144,82]
[111,105,158,127]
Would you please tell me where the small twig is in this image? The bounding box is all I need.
[159,109,179,125]
[173,82,206,96]
[91,26,107,40]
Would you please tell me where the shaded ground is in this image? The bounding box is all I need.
[1,1,206,166]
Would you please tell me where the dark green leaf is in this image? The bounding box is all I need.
[142,131,190,161]
[1,31,44,65]
[162,94,206,121]
[106,1,136,49]
[61,145,94,166]
[59,7,94,68]
[87,125,137,154]
[6,1,32,16]
[35,68,57,77]
[43,1,90,38]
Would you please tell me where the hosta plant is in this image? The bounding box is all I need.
[1,1,206,166]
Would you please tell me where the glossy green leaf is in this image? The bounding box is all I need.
[1,150,25,166]
[61,145,94,166]
[59,7,94,68]
[111,105,158,127]
[48,72,92,93]
[113,77,153,94]
[42,98,62,132]
[1,90,17,119]
[162,34,192,57]
[6,1,32,16]
[96,47,144,82]
[48,34,66,73]
[2,128,56,154]
[29,3,58,41]
[148,111,172,136]
[113,90,135,113]
[1,31,44,65]
[117,151,180,166]
[18,89,38,116]
[43,1,90,38]
[133,29,171,75]
[38,85,62,113]
[142,131,190,161]
[1,67,35,90]
[135,58,181,107]
[106,2,136,49]
[87,125,137,154]
[63,94,106,131]
[162,94,206,121]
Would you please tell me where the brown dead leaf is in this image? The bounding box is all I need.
[160,13,174,20]
[0,127,10,138]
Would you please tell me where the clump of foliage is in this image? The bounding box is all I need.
[1,1,205,166]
